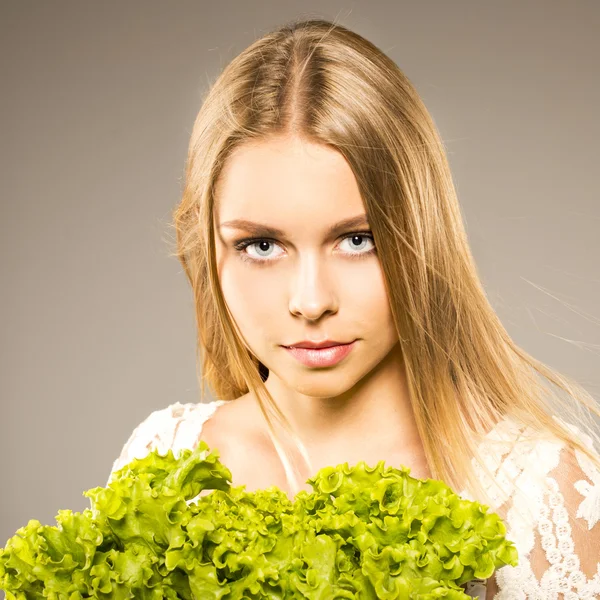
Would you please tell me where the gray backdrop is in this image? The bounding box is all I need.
[1,0,599,551]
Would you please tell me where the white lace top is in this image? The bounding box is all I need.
[107,401,600,599]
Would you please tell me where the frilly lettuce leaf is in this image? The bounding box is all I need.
[0,441,518,599]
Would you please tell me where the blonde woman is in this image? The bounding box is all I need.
[108,18,600,599]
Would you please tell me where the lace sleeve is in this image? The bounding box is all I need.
[526,442,600,597]
[493,424,600,598]
[106,403,194,485]
[106,401,227,486]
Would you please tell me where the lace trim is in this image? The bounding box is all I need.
[559,420,600,531]
[107,400,228,485]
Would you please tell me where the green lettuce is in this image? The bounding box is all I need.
[0,442,518,599]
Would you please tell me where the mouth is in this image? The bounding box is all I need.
[281,341,357,368]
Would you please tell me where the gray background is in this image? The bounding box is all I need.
[1,0,599,551]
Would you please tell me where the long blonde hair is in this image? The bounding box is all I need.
[170,17,600,524]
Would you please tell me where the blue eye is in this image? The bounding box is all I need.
[233,232,376,265]
[338,234,375,255]
[238,239,284,261]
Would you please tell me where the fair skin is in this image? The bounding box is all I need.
[200,134,431,496]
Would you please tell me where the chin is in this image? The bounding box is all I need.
[289,372,361,398]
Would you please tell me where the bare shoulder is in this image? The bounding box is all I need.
[198,394,260,458]
[198,393,254,451]
[198,393,288,493]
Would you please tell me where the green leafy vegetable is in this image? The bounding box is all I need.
[0,442,518,599]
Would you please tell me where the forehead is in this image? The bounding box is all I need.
[214,137,366,228]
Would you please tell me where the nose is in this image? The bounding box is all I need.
[288,252,338,321]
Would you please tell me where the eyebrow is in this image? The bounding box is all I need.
[219,214,370,238]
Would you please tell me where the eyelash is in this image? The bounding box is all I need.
[233,231,377,265]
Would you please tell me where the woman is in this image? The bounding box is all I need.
[109,18,600,598]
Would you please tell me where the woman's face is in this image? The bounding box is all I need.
[213,135,401,398]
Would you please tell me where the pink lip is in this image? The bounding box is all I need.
[283,341,356,367]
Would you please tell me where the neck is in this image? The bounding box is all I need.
[258,342,423,471]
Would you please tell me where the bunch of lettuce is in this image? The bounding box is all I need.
[0,441,518,599]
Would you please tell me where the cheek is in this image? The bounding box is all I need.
[218,258,280,337]
[343,263,394,325]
